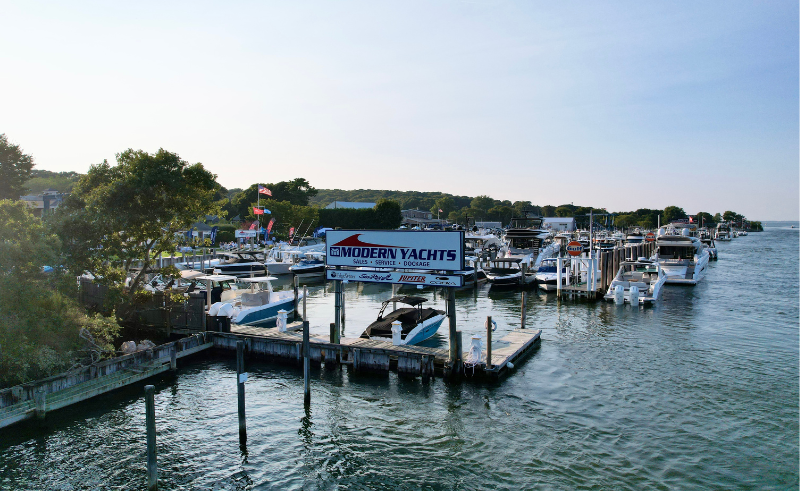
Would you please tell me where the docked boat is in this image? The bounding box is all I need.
[212,252,268,277]
[208,276,302,327]
[604,260,667,304]
[715,223,732,241]
[464,233,503,260]
[264,237,325,275]
[653,232,710,285]
[502,214,551,267]
[360,296,446,345]
[289,252,326,279]
[625,231,646,244]
[535,257,570,291]
[485,257,536,287]
[456,257,488,288]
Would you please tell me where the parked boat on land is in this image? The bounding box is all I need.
[360,296,446,345]
[604,259,667,304]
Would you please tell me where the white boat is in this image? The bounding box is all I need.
[604,260,667,304]
[715,223,732,241]
[289,252,326,279]
[360,296,446,345]
[501,213,552,269]
[264,237,325,275]
[464,233,503,260]
[485,257,535,287]
[208,276,302,327]
[653,231,710,285]
[212,252,268,277]
[535,257,570,291]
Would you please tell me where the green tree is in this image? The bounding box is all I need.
[541,205,556,217]
[470,195,495,216]
[0,134,35,199]
[486,205,513,225]
[0,200,120,387]
[55,149,220,301]
[554,205,573,217]
[696,212,715,227]
[663,206,687,223]
[713,213,722,223]
[431,196,455,217]
[722,210,739,222]
[374,199,403,229]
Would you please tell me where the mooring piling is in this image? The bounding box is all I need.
[486,316,493,370]
[521,291,527,328]
[303,320,310,402]
[302,286,307,322]
[144,385,157,491]
[236,341,247,443]
[293,276,299,321]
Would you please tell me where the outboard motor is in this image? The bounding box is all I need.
[614,285,624,304]
[629,285,640,305]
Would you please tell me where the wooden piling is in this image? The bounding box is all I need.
[521,291,527,328]
[334,279,342,343]
[236,341,246,443]
[169,348,177,371]
[302,286,307,322]
[448,287,458,364]
[486,316,493,370]
[455,331,463,373]
[293,276,299,321]
[303,320,310,402]
[34,387,46,420]
[145,385,157,491]
[330,322,336,344]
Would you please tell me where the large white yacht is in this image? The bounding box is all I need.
[653,229,710,285]
[264,236,325,275]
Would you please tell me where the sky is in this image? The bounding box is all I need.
[1,1,797,220]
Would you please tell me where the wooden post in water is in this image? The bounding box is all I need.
[144,385,157,491]
[302,286,307,322]
[448,286,458,365]
[521,291,527,328]
[485,316,492,370]
[334,279,342,343]
[34,387,46,420]
[303,320,310,402]
[330,322,336,343]
[293,276,300,321]
[236,341,247,443]
[455,331,463,374]
[341,283,346,334]
[392,283,398,311]
[170,348,177,371]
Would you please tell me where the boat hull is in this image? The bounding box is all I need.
[233,295,299,327]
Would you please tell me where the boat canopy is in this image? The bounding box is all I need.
[383,295,427,306]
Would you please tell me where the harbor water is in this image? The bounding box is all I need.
[1,224,797,490]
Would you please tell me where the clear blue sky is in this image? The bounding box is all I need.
[1,1,797,219]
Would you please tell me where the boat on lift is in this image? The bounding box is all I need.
[360,296,446,345]
[535,257,570,291]
[604,259,667,304]
[289,252,326,279]
[264,237,326,275]
[485,257,536,287]
[207,276,302,327]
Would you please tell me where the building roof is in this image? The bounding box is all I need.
[325,201,376,209]
[543,217,575,223]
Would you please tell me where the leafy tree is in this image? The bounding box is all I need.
[25,170,83,194]
[554,205,573,217]
[713,212,722,222]
[541,205,556,217]
[722,210,739,222]
[696,212,715,227]
[270,178,318,206]
[431,196,455,217]
[470,195,495,215]
[374,199,402,229]
[248,200,319,238]
[0,200,120,388]
[486,205,513,225]
[614,214,637,229]
[663,206,687,223]
[55,149,219,301]
[0,134,35,199]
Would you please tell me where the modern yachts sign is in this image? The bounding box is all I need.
[326,269,464,287]
[326,230,465,271]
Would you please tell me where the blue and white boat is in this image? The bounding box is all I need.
[210,276,302,327]
[360,296,446,345]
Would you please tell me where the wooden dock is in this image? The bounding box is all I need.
[217,324,541,379]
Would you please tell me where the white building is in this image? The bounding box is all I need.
[543,217,576,231]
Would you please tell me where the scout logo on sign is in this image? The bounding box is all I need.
[566,240,584,256]
[326,230,464,271]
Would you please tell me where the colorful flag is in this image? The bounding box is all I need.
[267,218,275,233]
[249,221,258,230]
[210,226,218,244]
[258,185,272,196]
[253,207,264,215]
[289,227,295,237]
[438,208,443,213]
[689,216,695,223]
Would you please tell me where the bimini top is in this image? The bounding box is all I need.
[383,295,427,306]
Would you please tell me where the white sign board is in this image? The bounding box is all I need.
[325,230,465,271]
[326,269,464,287]
[235,230,257,238]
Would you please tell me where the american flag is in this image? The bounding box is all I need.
[258,185,271,196]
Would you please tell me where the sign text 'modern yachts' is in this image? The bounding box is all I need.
[325,230,465,271]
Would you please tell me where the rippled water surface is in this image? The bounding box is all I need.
[1,225,798,490]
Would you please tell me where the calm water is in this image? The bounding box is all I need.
[1,225,798,490]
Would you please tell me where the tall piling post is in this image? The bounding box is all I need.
[334,279,342,343]
[521,291,527,328]
[236,341,247,443]
[144,385,157,491]
[303,320,310,403]
[302,286,307,322]
[485,316,493,371]
[293,275,300,321]
[447,286,458,366]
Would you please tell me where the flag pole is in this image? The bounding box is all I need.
[257,186,261,244]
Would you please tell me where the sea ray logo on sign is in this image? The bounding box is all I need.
[325,231,464,271]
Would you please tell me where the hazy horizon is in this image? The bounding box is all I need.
[2,1,797,220]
